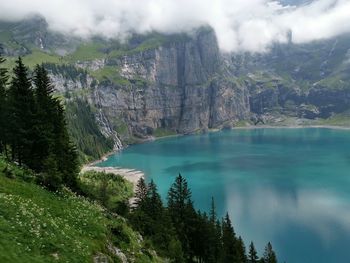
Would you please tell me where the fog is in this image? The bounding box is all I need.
[0,0,349,52]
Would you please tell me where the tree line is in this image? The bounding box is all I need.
[0,55,79,190]
[130,174,278,263]
[0,53,278,262]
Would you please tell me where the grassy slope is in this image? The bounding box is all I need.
[0,159,161,263]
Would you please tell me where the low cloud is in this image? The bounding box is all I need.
[0,0,349,52]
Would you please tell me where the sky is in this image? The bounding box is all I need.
[0,0,349,53]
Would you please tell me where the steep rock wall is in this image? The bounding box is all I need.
[90,30,250,140]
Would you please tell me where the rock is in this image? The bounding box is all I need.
[10,17,347,145]
[88,29,250,142]
[93,253,109,263]
[108,245,128,263]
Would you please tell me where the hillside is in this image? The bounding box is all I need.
[0,158,162,263]
[1,16,350,160]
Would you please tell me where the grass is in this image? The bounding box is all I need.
[4,50,62,70]
[23,50,62,68]
[78,171,133,212]
[233,120,250,127]
[314,113,350,126]
[153,128,177,138]
[111,118,129,137]
[0,163,109,262]
[67,43,106,62]
[0,158,162,263]
[316,75,350,90]
[90,66,131,86]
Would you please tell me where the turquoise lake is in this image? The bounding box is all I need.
[98,128,350,263]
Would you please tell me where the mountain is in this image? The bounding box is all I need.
[1,16,350,159]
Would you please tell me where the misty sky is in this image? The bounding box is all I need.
[0,0,349,53]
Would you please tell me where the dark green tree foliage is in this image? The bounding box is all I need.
[50,101,79,189]
[7,57,36,166]
[0,53,8,154]
[263,242,277,263]
[33,65,78,190]
[167,173,197,260]
[65,98,114,162]
[1,59,78,190]
[130,178,182,261]
[248,242,259,263]
[32,65,56,171]
[192,198,222,263]
[236,236,247,263]
[221,213,238,262]
[134,177,148,207]
[131,174,278,263]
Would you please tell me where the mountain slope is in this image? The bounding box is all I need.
[1,16,350,158]
[0,158,162,262]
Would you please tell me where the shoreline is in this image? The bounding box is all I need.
[80,166,144,194]
[81,124,350,188]
[230,124,350,130]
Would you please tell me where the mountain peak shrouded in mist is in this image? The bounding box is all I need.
[0,0,349,53]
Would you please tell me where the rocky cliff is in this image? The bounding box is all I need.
[1,17,350,154]
[89,30,250,142]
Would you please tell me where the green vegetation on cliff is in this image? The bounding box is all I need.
[65,99,114,163]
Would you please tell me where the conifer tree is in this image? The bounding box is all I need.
[248,242,259,263]
[263,242,277,263]
[7,57,36,166]
[207,197,222,262]
[52,101,79,189]
[134,177,148,207]
[236,236,247,263]
[0,53,8,154]
[32,65,56,171]
[221,213,239,263]
[167,173,196,260]
[210,196,217,224]
[215,220,223,261]
[33,65,78,190]
[146,180,163,218]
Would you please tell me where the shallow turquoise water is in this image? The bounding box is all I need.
[98,128,350,263]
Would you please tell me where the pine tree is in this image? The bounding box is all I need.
[215,220,223,261]
[146,180,163,218]
[7,57,36,167]
[210,196,217,224]
[51,99,79,189]
[236,236,247,263]
[134,177,148,207]
[248,242,259,263]
[32,65,78,190]
[263,242,277,263]
[167,173,196,260]
[0,53,8,154]
[32,65,56,171]
[221,213,237,263]
[167,174,193,221]
[207,197,222,262]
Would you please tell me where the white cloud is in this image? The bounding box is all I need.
[0,0,349,52]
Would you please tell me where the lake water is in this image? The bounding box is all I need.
[98,128,350,263]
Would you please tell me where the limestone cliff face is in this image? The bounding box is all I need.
[4,17,350,156]
[41,29,350,146]
[89,30,250,141]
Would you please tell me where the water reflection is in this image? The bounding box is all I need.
[99,128,350,263]
[225,185,350,262]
